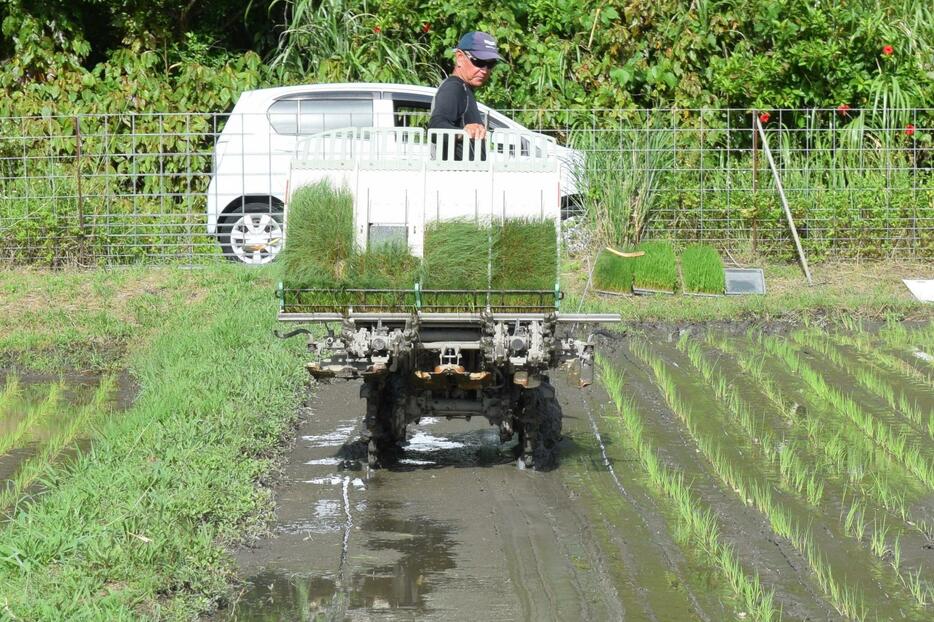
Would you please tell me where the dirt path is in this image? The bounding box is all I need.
[216,372,727,621]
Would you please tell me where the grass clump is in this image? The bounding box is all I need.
[593,249,634,293]
[632,241,678,292]
[280,181,354,288]
[681,245,725,294]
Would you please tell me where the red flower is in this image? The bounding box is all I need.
[422,23,431,33]
[905,124,915,136]
[836,103,850,115]
[373,25,382,34]
[882,44,894,56]
[758,112,770,124]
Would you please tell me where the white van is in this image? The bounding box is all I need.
[206,83,582,264]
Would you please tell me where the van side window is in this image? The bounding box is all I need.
[268,99,374,135]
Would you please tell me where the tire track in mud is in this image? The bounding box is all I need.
[220,376,643,621]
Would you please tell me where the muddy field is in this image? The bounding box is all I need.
[211,323,933,621]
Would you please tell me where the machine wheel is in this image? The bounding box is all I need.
[518,379,562,471]
[362,376,407,469]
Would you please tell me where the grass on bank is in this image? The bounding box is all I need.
[0,265,308,619]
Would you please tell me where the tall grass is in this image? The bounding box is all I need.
[572,117,675,246]
[0,375,22,416]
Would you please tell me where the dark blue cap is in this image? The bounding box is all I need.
[455,31,503,61]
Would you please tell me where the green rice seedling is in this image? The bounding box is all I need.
[761,335,934,490]
[869,516,891,559]
[631,241,678,292]
[0,383,63,456]
[421,219,492,291]
[793,331,934,441]
[592,249,635,293]
[0,377,113,513]
[597,356,777,621]
[280,181,355,288]
[0,375,22,416]
[492,218,557,290]
[680,244,725,294]
[905,569,932,607]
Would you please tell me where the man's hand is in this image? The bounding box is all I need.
[464,123,487,140]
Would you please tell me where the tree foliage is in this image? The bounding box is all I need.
[0,0,931,113]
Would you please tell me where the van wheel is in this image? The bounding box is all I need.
[219,203,284,264]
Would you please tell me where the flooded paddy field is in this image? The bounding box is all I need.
[215,321,933,621]
[0,371,130,512]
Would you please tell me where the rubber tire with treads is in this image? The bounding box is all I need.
[518,378,562,471]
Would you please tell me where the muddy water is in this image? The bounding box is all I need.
[216,325,934,621]
[218,373,739,622]
[0,371,133,481]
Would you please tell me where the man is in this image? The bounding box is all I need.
[428,31,503,160]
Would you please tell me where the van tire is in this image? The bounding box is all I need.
[218,202,284,264]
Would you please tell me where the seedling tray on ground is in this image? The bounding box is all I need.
[632,286,676,296]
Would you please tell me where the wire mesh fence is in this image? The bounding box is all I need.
[0,105,931,267]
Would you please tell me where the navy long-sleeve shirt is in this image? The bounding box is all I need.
[428,76,485,160]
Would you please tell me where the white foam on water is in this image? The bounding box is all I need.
[305,457,342,466]
[351,478,366,490]
[418,417,440,425]
[912,349,933,363]
[302,423,356,448]
[304,476,344,486]
[399,458,435,465]
[406,431,466,451]
[313,499,342,520]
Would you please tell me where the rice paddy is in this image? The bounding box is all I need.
[0,374,120,513]
[597,322,934,620]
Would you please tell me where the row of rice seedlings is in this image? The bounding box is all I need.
[833,324,934,390]
[676,335,824,505]
[629,340,868,619]
[792,331,934,440]
[761,335,934,490]
[680,244,726,294]
[0,383,63,456]
[0,375,22,417]
[878,320,934,355]
[0,377,113,514]
[838,496,932,606]
[706,334,929,537]
[598,357,778,621]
